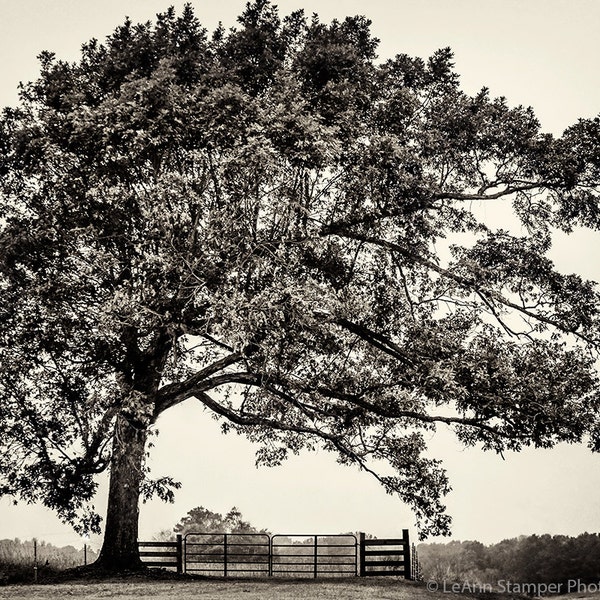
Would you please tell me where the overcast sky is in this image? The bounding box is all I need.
[0,0,599,551]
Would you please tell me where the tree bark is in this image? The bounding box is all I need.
[96,413,147,570]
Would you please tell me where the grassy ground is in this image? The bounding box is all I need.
[2,577,600,600]
[0,578,449,600]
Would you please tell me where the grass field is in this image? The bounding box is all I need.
[2,577,600,600]
[0,578,448,600]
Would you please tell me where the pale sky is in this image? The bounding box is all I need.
[0,0,599,552]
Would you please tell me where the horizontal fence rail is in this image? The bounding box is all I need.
[139,530,412,579]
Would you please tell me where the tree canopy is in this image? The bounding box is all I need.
[173,506,267,537]
[419,533,600,586]
[0,0,599,567]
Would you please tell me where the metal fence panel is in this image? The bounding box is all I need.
[271,534,357,578]
[184,533,270,577]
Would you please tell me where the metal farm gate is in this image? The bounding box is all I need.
[271,534,357,577]
[184,533,271,576]
[183,533,357,577]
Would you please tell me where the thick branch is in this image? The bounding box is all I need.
[311,385,515,439]
[331,316,415,365]
[177,367,517,443]
[435,182,547,201]
[155,352,245,415]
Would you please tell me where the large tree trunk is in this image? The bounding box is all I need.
[96,413,148,570]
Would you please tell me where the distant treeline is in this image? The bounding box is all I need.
[418,533,600,586]
[0,538,97,578]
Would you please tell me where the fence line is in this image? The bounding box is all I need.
[139,531,413,579]
[0,538,96,583]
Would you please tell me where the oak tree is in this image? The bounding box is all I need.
[1,1,599,570]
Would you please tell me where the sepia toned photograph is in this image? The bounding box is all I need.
[0,1,599,598]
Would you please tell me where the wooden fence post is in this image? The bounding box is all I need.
[33,538,38,583]
[358,532,366,577]
[176,534,183,575]
[268,536,273,577]
[402,529,412,580]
